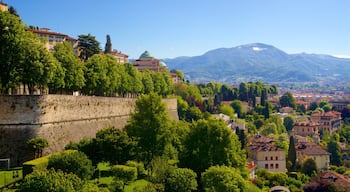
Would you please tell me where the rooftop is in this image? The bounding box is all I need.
[140,51,153,59]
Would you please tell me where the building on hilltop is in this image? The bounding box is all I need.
[247,135,286,172]
[132,51,168,72]
[28,27,78,54]
[0,1,8,11]
[311,111,341,134]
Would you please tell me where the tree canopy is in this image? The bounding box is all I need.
[180,118,246,175]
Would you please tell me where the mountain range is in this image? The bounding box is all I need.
[163,43,350,84]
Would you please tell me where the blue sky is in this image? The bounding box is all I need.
[5,0,350,59]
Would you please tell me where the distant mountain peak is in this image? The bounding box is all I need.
[164,43,350,84]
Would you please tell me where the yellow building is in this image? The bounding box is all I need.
[247,135,286,172]
[28,28,78,54]
[132,51,167,72]
[0,1,8,12]
[294,135,330,170]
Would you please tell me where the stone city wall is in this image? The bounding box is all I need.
[0,95,178,166]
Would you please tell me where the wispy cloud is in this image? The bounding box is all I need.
[333,55,350,59]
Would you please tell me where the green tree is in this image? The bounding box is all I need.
[48,150,94,180]
[165,168,198,192]
[220,104,235,118]
[104,34,112,54]
[125,93,171,163]
[238,82,248,101]
[279,92,296,109]
[112,165,137,183]
[140,70,154,94]
[283,116,294,132]
[301,158,317,176]
[287,136,297,171]
[309,102,318,111]
[21,33,59,94]
[18,169,84,192]
[0,11,26,93]
[78,33,101,62]
[201,165,248,192]
[327,138,342,166]
[180,118,246,175]
[93,127,135,165]
[53,42,85,92]
[83,54,120,96]
[27,137,49,158]
[231,100,244,118]
[185,106,203,122]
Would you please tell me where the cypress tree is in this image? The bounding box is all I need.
[287,136,297,171]
[104,34,112,54]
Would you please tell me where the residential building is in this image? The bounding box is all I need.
[28,28,78,54]
[109,50,128,64]
[170,72,182,84]
[293,120,319,137]
[311,111,341,134]
[132,51,168,72]
[247,135,286,172]
[0,1,8,11]
[294,135,330,170]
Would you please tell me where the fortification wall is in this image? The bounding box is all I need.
[0,95,178,166]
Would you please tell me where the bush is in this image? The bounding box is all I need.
[111,165,137,183]
[165,168,197,192]
[18,169,84,192]
[47,150,94,180]
[126,161,146,179]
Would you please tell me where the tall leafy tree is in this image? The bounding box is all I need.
[125,93,171,163]
[283,116,294,132]
[0,11,27,93]
[53,42,85,92]
[180,118,246,175]
[78,33,101,62]
[280,92,296,109]
[238,82,248,101]
[140,70,154,94]
[327,138,342,166]
[287,136,297,171]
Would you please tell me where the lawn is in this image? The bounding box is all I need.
[124,179,151,192]
[0,168,22,189]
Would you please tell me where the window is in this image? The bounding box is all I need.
[270,164,274,169]
[265,156,268,161]
[270,156,273,160]
[265,164,268,169]
[275,156,278,160]
[276,164,279,169]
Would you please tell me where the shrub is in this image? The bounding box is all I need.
[48,150,94,180]
[126,161,146,179]
[111,165,137,183]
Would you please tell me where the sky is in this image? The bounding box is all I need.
[4,0,350,59]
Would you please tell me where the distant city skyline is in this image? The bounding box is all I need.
[5,0,350,59]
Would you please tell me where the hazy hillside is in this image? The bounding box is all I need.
[164,43,350,84]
